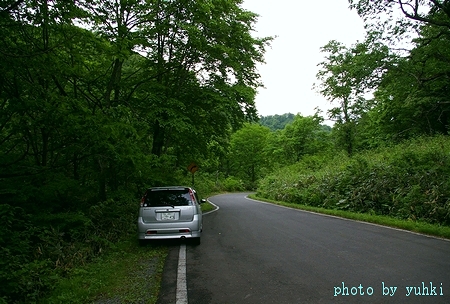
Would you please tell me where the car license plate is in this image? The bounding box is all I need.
[161,212,175,220]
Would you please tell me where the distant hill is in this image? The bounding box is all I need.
[259,113,295,131]
[320,124,332,132]
[260,113,333,132]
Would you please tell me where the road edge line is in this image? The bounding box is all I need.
[175,197,218,304]
[176,244,188,304]
[202,197,220,215]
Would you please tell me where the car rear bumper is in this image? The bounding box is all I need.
[137,216,202,240]
[138,230,202,240]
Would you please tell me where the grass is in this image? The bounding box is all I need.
[39,200,217,304]
[39,236,168,304]
[201,200,217,213]
[248,194,450,240]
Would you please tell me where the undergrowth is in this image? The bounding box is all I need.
[257,135,450,226]
[0,195,138,303]
[39,237,167,304]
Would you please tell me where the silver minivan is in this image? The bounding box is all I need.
[137,186,204,245]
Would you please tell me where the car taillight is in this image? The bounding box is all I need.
[140,196,145,207]
[188,189,196,203]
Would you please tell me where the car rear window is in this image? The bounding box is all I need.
[144,189,193,207]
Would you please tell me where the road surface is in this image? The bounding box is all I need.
[158,193,450,303]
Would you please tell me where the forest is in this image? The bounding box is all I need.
[1,0,450,303]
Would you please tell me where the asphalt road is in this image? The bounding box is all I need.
[158,193,450,304]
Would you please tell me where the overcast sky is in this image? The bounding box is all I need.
[242,0,367,119]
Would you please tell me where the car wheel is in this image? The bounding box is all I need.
[138,239,148,246]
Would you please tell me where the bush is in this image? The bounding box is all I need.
[0,205,27,301]
[222,177,245,192]
[257,135,450,225]
[181,172,221,198]
[0,193,139,303]
[180,172,245,195]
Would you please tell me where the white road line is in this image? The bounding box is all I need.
[176,244,188,304]
[202,198,220,215]
[175,198,217,304]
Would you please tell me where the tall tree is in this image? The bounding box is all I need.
[315,39,390,155]
[78,0,271,157]
[0,0,96,203]
[337,1,450,144]
[369,20,450,139]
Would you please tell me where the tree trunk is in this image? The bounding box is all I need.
[104,58,123,108]
[151,119,165,157]
[342,99,353,156]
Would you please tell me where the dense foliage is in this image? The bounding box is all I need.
[257,136,450,225]
[254,1,450,228]
[259,113,295,130]
[0,0,270,302]
[253,1,450,226]
[314,0,450,152]
[1,0,450,302]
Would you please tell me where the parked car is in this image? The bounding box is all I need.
[138,186,204,245]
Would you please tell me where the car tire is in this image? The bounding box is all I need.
[138,239,148,246]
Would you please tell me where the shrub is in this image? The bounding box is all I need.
[222,176,245,192]
[257,135,450,225]
[0,194,139,303]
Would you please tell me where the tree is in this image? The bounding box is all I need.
[0,0,272,203]
[277,114,331,163]
[368,21,450,140]
[315,39,390,155]
[78,0,271,158]
[228,123,271,188]
[0,0,100,201]
[348,0,450,44]
[339,1,450,143]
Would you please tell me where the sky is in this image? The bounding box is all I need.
[241,0,367,119]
